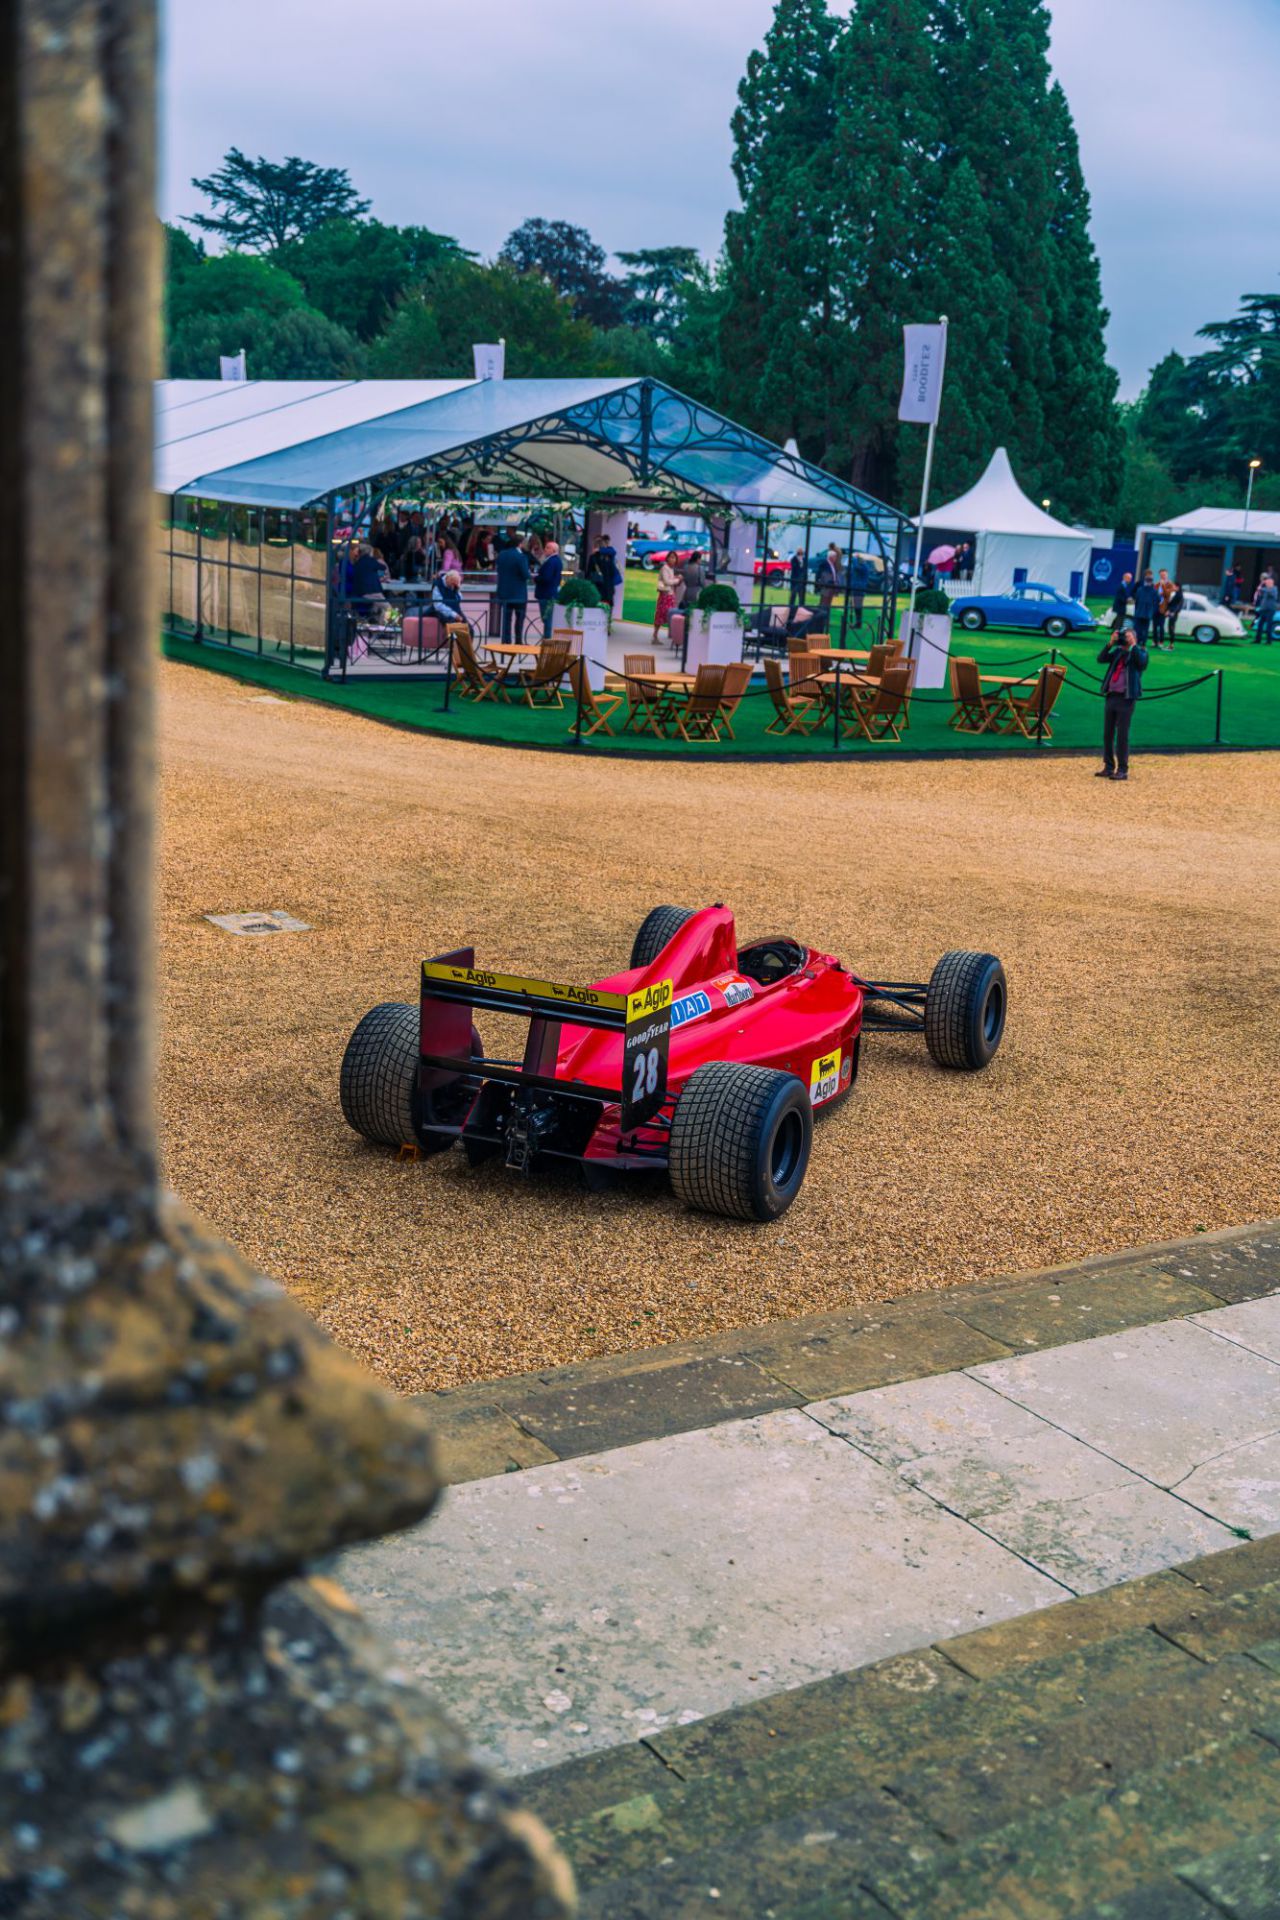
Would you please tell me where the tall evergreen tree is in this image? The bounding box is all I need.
[825,0,944,499]
[717,0,841,454]
[1039,82,1123,521]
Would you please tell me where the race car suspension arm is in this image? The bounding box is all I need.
[852,977,928,1033]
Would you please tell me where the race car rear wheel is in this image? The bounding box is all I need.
[924,951,1006,1070]
[340,1002,482,1149]
[669,1061,812,1222]
[631,904,695,970]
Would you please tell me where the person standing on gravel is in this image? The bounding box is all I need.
[1095,621,1147,782]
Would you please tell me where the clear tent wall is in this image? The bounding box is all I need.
[158,495,330,669]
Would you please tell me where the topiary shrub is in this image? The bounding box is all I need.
[695,582,742,616]
[913,588,952,617]
[557,575,603,610]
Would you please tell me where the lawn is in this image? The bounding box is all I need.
[161,583,1280,759]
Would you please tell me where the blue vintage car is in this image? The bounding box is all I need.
[950,581,1096,638]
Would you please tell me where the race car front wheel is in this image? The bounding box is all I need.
[340,1002,482,1149]
[669,1061,812,1222]
[924,951,1006,1070]
[631,904,694,970]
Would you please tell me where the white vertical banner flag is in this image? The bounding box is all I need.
[898,323,947,424]
[472,341,505,381]
[219,349,246,382]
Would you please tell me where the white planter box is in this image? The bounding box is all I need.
[559,605,609,691]
[900,611,952,691]
[685,610,744,672]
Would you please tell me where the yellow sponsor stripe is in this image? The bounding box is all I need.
[421,961,626,1012]
[626,978,673,1025]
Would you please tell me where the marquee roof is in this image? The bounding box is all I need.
[1149,506,1280,541]
[920,447,1087,541]
[154,377,904,537]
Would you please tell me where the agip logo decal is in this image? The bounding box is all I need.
[809,1049,841,1106]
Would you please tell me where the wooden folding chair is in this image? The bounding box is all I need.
[622,652,667,736]
[450,624,507,703]
[671,664,726,742]
[948,655,1001,734]
[714,661,754,740]
[846,664,912,742]
[996,663,1067,740]
[565,656,623,737]
[764,657,821,736]
[518,639,572,707]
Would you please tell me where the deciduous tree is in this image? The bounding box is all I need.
[186,149,369,254]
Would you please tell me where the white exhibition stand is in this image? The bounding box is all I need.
[559,606,609,691]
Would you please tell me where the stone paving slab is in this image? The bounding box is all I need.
[1179,1827,1280,1919]
[1193,1292,1280,1366]
[809,1369,1235,1593]
[493,1354,803,1459]
[947,1263,1225,1353]
[336,1409,1061,1775]
[970,1316,1280,1487]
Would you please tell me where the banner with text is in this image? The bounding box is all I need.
[898,324,946,424]
[472,341,505,381]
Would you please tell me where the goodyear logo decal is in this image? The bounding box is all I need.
[670,990,713,1030]
[422,961,625,1012]
[626,978,673,1026]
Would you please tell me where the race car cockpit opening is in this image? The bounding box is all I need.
[736,938,806,988]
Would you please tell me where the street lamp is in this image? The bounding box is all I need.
[1245,458,1262,531]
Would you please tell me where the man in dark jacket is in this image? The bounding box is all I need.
[586,535,622,612]
[815,545,840,624]
[495,539,531,646]
[1132,570,1158,643]
[534,540,563,639]
[1096,622,1147,781]
[788,550,806,619]
[1111,571,1133,631]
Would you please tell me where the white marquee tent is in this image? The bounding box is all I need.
[919,447,1093,598]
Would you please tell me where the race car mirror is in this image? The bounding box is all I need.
[621,978,673,1132]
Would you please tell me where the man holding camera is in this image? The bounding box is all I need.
[1095,621,1148,782]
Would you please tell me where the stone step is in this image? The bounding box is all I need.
[553,1634,1246,1892]
[532,1537,1280,1916]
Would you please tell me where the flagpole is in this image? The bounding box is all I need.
[905,313,948,659]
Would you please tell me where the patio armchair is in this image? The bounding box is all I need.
[996,663,1067,740]
[948,655,1002,734]
[764,657,822,736]
[518,639,572,707]
[622,652,668,736]
[566,656,623,737]
[714,661,754,740]
[450,623,508,703]
[671,663,727,743]
[846,663,912,743]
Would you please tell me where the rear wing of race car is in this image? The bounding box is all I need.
[419,948,673,1133]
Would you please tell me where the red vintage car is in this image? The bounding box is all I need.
[340,904,1006,1221]
[753,555,792,582]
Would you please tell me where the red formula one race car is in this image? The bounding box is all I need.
[339,905,1007,1222]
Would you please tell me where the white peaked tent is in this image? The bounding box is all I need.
[919,447,1093,597]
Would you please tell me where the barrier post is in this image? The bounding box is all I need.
[833,658,841,751]
[1215,669,1223,745]
[573,659,585,747]
[441,631,453,711]
[1035,664,1048,746]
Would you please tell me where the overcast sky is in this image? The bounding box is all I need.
[160,0,1280,399]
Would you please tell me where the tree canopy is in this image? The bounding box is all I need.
[498,218,626,327]
[186,149,370,254]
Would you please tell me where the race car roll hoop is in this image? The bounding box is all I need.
[340,906,1007,1222]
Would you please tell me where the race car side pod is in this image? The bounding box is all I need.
[850,977,929,1034]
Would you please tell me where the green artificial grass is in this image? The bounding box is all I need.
[162,614,1280,761]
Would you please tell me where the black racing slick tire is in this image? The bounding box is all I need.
[631,904,695,970]
[341,1003,483,1149]
[924,950,1007,1070]
[340,1002,419,1147]
[669,1061,812,1222]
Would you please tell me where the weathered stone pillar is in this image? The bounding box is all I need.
[0,6,574,1913]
